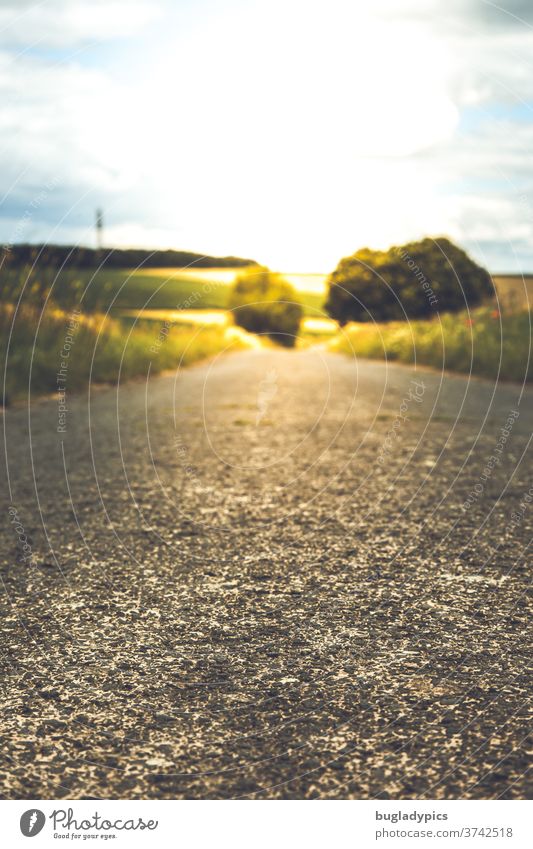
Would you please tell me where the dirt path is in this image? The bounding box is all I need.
[0,348,531,799]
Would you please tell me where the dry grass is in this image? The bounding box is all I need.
[331,307,533,383]
[0,305,247,402]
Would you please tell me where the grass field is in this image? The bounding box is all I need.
[11,266,327,316]
[0,305,251,403]
[115,268,326,316]
[97,268,232,311]
[331,306,533,383]
[492,275,533,313]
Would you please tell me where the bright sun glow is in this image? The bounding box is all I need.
[112,0,460,269]
[3,0,533,271]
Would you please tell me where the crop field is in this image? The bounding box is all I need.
[492,275,533,312]
[19,267,328,316]
[114,268,327,316]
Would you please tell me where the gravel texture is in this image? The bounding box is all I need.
[0,347,531,799]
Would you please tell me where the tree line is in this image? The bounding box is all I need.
[1,243,257,270]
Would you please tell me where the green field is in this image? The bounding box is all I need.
[106,268,325,316]
[3,266,326,316]
[92,269,234,312]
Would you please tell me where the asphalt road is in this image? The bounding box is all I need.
[1,348,531,799]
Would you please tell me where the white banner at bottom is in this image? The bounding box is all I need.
[2,799,531,849]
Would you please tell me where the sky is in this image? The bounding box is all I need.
[1,0,533,271]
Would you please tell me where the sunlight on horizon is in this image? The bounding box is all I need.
[2,0,533,271]
[131,0,459,269]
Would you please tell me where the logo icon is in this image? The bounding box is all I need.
[20,810,45,837]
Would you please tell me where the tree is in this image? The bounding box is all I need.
[228,267,303,347]
[325,237,493,325]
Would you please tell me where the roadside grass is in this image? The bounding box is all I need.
[330,307,533,383]
[0,305,246,403]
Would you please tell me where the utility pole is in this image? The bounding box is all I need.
[95,208,103,253]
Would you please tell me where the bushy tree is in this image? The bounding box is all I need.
[325,237,493,325]
[228,267,303,347]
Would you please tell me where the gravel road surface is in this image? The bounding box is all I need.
[1,348,531,799]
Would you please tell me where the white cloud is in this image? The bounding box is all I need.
[1,0,533,270]
[0,0,161,47]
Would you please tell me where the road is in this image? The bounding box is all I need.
[0,348,531,799]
